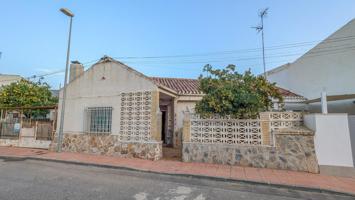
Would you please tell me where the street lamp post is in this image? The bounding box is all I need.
[57,8,74,152]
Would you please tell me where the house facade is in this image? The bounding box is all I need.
[267,19,355,114]
[0,74,22,87]
[51,56,306,160]
[0,74,22,119]
[266,19,355,169]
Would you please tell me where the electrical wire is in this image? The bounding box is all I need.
[1,35,354,83]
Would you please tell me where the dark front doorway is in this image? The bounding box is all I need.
[158,91,182,160]
[161,110,167,144]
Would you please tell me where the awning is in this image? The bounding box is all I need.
[302,94,355,104]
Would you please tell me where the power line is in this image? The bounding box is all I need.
[29,35,355,75]
[121,45,355,65]
[28,69,65,79]
[112,35,355,60]
[10,43,355,82]
[2,34,355,83]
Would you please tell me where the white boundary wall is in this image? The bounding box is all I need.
[304,113,354,167]
[348,115,355,166]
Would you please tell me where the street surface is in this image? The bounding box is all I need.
[0,158,353,200]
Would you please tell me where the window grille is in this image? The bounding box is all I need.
[85,107,112,134]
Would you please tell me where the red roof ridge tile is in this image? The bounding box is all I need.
[150,76,198,81]
[150,76,304,98]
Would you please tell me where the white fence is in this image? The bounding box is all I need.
[268,112,303,131]
[304,114,354,167]
[187,112,303,146]
[349,115,355,166]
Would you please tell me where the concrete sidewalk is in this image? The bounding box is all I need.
[0,147,354,196]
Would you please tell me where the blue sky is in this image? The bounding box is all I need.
[1,0,355,89]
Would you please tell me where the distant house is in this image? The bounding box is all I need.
[50,90,59,98]
[0,74,57,149]
[0,74,22,119]
[0,74,21,87]
[267,19,355,114]
[52,56,305,160]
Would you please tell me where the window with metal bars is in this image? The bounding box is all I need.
[84,107,112,134]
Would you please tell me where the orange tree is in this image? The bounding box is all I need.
[0,79,58,117]
[195,64,283,118]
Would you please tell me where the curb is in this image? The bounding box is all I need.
[0,155,354,197]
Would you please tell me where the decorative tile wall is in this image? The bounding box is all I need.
[189,114,262,145]
[120,91,152,141]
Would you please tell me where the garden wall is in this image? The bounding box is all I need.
[182,112,319,173]
[50,133,162,161]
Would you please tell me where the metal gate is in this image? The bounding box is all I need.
[0,121,20,139]
[35,121,53,140]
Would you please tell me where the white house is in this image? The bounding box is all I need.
[0,74,22,87]
[53,56,305,160]
[0,74,22,119]
[267,19,355,114]
[267,19,355,173]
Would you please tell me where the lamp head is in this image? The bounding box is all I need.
[60,8,74,17]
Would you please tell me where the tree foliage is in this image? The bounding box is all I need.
[195,64,283,118]
[0,79,58,117]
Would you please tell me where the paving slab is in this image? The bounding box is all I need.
[0,146,354,196]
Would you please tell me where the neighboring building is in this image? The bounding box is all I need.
[267,19,355,114]
[0,75,58,150]
[50,90,59,98]
[267,19,355,168]
[0,74,21,87]
[0,74,22,120]
[52,56,305,160]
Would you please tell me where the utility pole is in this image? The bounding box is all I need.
[252,8,268,79]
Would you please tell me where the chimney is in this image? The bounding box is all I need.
[69,61,84,82]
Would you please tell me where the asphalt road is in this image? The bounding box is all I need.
[0,158,353,200]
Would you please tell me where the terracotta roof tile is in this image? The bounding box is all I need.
[275,86,302,97]
[150,77,303,97]
[150,77,202,95]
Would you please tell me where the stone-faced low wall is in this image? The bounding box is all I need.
[0,138,51,149]
[182,127,319,173]
[0,138,19,147]
[50,133,162,161]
